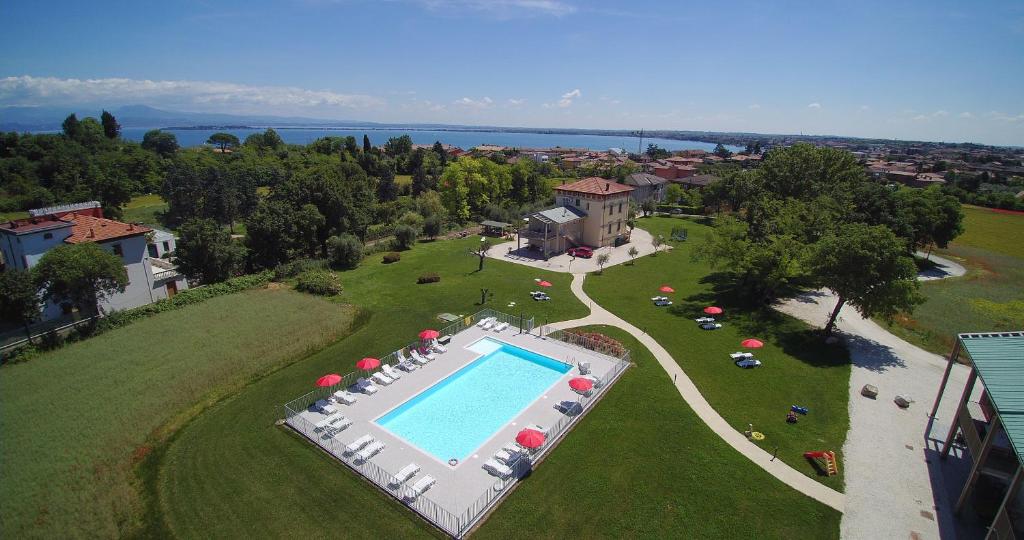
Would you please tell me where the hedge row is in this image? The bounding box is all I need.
[96,271,274,333]
[656,204,703,215]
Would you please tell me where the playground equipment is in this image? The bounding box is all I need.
[803,451,839,476]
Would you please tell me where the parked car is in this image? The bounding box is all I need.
[567,246,594,258]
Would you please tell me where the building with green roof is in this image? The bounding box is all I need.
[931,331,1024,539]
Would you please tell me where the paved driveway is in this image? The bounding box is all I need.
[486,227,666,273]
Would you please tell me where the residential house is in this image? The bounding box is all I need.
[623,172,668,203]
[672,174,720,189]
[520,177,634,258]
[0,204,188,322]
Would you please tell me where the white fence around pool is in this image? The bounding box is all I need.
[281,308,631,538]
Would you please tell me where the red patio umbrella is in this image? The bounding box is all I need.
[537,280,553,288]
[355,357,381,370]
[516,428,546,449]
[741,338,764,349]
[659,285,675,293]
[316,373,342,387]
[418,329,440,340]
[704,306,723,315]
[568,377,594,393]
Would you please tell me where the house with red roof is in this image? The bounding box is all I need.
[519,177,634,258]
[0,202,188,322]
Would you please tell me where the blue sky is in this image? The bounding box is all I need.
[1,0,1023,145]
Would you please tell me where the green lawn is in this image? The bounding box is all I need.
[880,205,1024,354]
[584,216,851,490]
[395,173,413,187]
[155,237,587,537]
[121,193,169,229]
[478,326,841,539]
[0,289,356,537]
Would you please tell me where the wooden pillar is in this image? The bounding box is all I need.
[955,418,1002,513]
[930,339,962,419]
[984,464,1022,540]
[942,368,977,459]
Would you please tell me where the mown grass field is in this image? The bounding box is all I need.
[479,326,841,539]
[0,289,356,537]
[155,237,587,537]
[584,217,851,490]
[121,193,169,229]
[882,205,1024,354]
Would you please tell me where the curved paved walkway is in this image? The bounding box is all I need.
[547,273,847,512]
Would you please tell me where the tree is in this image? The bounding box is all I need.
[470,238,492,271]
[646,144,670,159]
[639,199,656,217]
[377,167,399,202]
[596,253,610,273]
[207,132,240,152]
[411,165,428,196]
[394,224,418,250]
[808,223,924,337]
[61,113,81,140]
[432,141,448,167]
[713,143,733,159]
[244,200,298,269]
[423,214,442,239]
[744,141,762,155]
[0,269,40,338]
[32,243,128,316]
[100,110,120,139]
[384,134,413,157]
[651,235,663,255]
[141,129,179,157]
[627,246,639,264]
[327,233,363,269]
[174,218,246,284]
[363,134,372,153]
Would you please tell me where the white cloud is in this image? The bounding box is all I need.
[912,114,929,121]
[452,96,493,109]
[986,111,1024,123]
[933,110,949,117]
[408,0,575,17]
[558,88,581,108]
[959,111,974,119]
[506,98,526,106]
[807,102,821,109]
[0,75,383,113]
[748,104,761,110]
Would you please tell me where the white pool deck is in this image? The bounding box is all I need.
[287,324,625,524]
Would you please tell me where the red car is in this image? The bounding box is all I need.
[567,246,594,258]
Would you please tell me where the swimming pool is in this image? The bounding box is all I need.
[375,338,571,462]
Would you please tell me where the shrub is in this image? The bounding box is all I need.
[423,214,442,239]
[327,234,363,269]
[417,272,440,284]
[398,211,424,229]
[272,258,326,281]
[382,252,401,264]
[394,224,418,250]
[295,270,342,296]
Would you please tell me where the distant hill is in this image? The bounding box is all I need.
[0,104,379,131]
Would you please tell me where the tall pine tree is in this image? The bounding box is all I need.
[100,110,120,139]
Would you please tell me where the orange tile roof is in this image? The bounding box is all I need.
[64,213,151,244]
[555,177,634,196]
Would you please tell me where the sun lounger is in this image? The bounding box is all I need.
[355,377,379,394]
[483,459,513,478]
[651,296,667,302]
[476,317,496,328]
[345,435,374,454]
[406,475,436,500]
[695,317,715,323]
[410,350,432,365]
[382,364,402,379]
[371,372,394,386]
[397,360,418,372]
[314,399,340,415]
[315,411,346,431]
[654,299,673,306]
[481,318,497,330]
[390,463,421,487]
[578,361,591,375]
[729,352,753,360]
[583,374,603,389]
[332,390,358,405]
[526,423,549,435]
[555,400,583,415]
[700,323,723,330]
[428,339,447,353]
[418,347,437,360]
[356,440,386,462]
[494,448,521,465]
[324,415,352,435]
[493,321,509,332]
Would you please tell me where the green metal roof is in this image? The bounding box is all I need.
[959,331,1024,465]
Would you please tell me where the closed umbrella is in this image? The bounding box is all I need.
[516,428,546,449]
[316,373,342,387]
[356,357,381,370]
[741,338,764,349]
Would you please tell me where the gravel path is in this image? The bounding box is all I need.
[776,290,970,540]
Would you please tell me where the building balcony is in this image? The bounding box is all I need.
[519,228,558,240]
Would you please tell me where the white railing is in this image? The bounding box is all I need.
[281,308,630,538]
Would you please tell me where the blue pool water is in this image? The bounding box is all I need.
[376,338,571,462]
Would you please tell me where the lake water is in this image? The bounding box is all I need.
[119,126,740,153]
